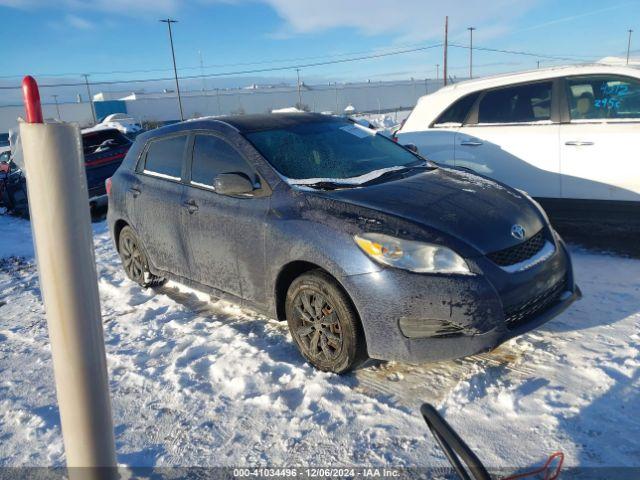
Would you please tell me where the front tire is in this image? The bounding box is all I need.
[118,225,165,288]
[285,270,367,373]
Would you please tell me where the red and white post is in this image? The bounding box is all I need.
[19,76,116,477]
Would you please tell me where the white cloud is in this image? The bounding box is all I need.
[1,0,538,42]
[65,13,92,29]
[260,0,539,42]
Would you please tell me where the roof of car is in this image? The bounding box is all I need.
[211,112,341,133]
[140,112,343,141]
[436,64,640,96]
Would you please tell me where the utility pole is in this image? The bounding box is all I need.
[468,27,476,79]
[296,68,302,108]
[627,29,633,65]
[537,60,541,69]
[436,64,440,82]
[160,19,184,121]
[443,16,449,86]
[52,94,61,119]
[82,74,96,124]
[335,82,339,114]
[198,50,207,93]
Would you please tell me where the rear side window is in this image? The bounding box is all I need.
[478,82,552,124]
[566,75,640,120]
[434,92,480,125]
[190,135,255,186]
[144,135,186,179]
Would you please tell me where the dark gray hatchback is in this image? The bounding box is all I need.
[107,113,580,373]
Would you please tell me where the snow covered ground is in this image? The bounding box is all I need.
[0,214,639,471]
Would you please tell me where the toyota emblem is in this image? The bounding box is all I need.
[511,224,526,240]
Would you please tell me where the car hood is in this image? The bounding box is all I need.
[314,168,546,256]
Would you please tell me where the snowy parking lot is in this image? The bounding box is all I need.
[0,213,638,470]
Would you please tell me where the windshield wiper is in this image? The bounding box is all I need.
[359,165,426,186]
[302,181,355,190]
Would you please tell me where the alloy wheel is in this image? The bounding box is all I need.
[120,234,145,282]
[293,289,343,362]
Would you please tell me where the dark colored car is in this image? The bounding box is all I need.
[81,128,132,200]
[107,113,580,373]
[1,128,130,215]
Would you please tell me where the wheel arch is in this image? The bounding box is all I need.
[274,261,361,326]
[113,219,129,252]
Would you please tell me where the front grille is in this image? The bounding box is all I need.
[504,276,566,329]
[487,230,545,267]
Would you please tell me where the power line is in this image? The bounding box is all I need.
[0,42,612,93]
[0,41,438,80]
[0,43,443,91]
[449,43,600,62]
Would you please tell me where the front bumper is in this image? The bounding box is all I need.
[341,238,580,363]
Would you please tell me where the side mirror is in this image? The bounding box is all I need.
[405,143,419,153]
[214,173,255,196]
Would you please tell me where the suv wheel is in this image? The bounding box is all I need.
[118,226,165,288]
[285,270,367,373]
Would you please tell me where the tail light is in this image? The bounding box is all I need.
[105,177,112,196]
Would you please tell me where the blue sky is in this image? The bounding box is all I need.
[0,0,639,103]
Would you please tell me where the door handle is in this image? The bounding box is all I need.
[129,187,141,198]
[460,140,483,147]
[183,199,199,213]
[564,141,594,146]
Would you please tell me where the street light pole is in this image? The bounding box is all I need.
[160,18,184,121]
[443,16,448,86]
[296,68,302,108]
[627,29,634,65]
[468,27,476,79]
[52,94,61,119]
[82,74,96,124]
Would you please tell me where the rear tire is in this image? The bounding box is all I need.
[285,270,367,373]
[118,225,165,288]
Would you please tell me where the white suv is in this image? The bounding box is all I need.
[396,65,640,216]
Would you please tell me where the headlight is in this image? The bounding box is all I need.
[354,233,472,274]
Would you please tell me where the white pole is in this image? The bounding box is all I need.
[19,77,116,478]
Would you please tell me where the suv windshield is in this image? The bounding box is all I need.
[244,120,423,184]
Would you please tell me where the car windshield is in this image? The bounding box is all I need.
[244,120,423,184]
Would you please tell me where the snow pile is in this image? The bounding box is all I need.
[0,214,638,470]
[271,107,305,113]
[353,110,412,135]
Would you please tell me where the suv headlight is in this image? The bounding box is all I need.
[354,233,472,274]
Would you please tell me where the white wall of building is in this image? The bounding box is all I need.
[0,80,438,132]
[0,102,94,133]
[125,81,435,122]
